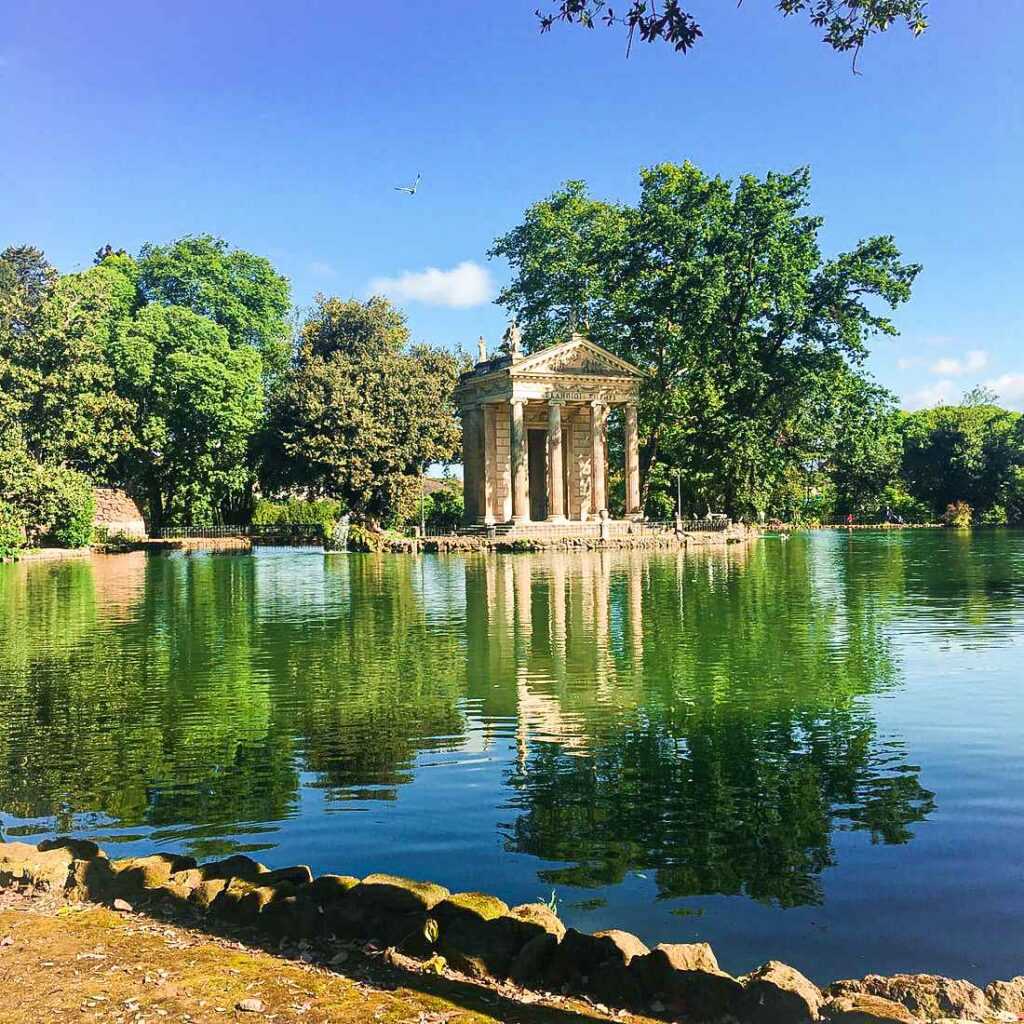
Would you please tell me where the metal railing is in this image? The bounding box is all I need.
[154,524,327,541]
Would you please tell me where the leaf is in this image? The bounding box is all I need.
[422,917,439,945]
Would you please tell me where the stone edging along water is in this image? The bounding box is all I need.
[1,842,1021,1024]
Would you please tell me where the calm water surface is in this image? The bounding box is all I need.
[2,532,1023,983]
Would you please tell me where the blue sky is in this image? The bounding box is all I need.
[2,0,1021,410]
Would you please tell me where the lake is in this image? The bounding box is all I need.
[1,531,1023,984]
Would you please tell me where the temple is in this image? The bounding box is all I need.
[454,327,646,527]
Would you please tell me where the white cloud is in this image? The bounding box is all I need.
[897,356,924,370]
[928,349,989,376]
[904,379,958,410]
[985,373,1024,411]
[368,260,494,309]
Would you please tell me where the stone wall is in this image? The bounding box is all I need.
[92,487,147,538]
[2,839,1015,1023]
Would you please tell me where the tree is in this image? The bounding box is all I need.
[113,304,265,528]
[266,296,464,524]
[138,235,292,373]
[537,0,927,69]
[899,402,1021,520]
[824,377,903,513]
[491,162,919,518]
[13,263,139,473]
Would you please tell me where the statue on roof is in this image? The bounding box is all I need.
[477,335,487,363]
[500,320,523,360]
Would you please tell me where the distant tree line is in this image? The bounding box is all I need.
[0,238,463,556]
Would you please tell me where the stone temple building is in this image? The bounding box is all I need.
[454,327,646,528]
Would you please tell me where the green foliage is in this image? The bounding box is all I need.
[0,500,26,560]
[943,501,973,529]
[252,497,343,533]
[493,163,919,520]
[266,296,463,523]
[138,235,291,372]
[899,403,1021,520]
[537,0,926,65]
[414,484,464,533]
[30,465,96,548]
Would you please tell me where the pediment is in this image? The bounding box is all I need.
[510,335,645,379]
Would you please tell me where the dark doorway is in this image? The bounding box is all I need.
[527,429,548,521]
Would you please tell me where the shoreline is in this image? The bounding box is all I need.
[2,840,1019,1023]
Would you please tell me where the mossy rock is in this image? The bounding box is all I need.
[38,837,104,861]
[210,878,280,924]
[110,854,196,893]
[200,855,268,882]
[309,874,359,905]
[433,892,509,926]
[261,865,313,887]
[261,893,322,940]
[508,902,565,940]
[352,873,449,914]
[189,878,228,910]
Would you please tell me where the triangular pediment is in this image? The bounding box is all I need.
[510,335,645,379]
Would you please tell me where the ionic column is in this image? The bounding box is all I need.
[461,404,484,525]
[624,403,641,518]
[590,400,608,516]
[483,404,498,524]
[510,399,530,523]
[546,401,566,521]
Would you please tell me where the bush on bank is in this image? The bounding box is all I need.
[252,497,344,534]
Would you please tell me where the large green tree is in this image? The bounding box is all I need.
[899,401,1022,520]
[491,162,919,518]
[266,296,464,524]
[112,304,265,528]
[138,234,292,374]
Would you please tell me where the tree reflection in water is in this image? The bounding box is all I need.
[0,539,937,908]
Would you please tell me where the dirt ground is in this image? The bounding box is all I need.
[0,886,658,1024]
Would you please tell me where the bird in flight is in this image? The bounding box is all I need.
[394,173,421,196]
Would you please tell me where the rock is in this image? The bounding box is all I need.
[201,855,268,882]
[350,873,450,914]
[433,892,509,926]
[986,977,1024,1014]
[210,879,280,924]
[260,894,321,940]
[38,838,103,861]
[507,902,566,940]
[630,942,723,1000]
[743,960,824,1024]
[189,878,227,911]
[668,969,746,1021]
[545,927,649,992]
[260,865,313,887]
[309,874,359,905]
[0,842,74,892]
[828,975,988,1021]
[508,933,558,985]
[112,898,133,912]
[67,856,117,902]
[111,854,196,893]
[822,994,921,1022]
[236,997,264,1012]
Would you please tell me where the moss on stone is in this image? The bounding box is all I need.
[355,874,450,912]
[435,892,509,922]
[310,874,360,903]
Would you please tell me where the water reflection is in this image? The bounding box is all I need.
[0,539,937,912]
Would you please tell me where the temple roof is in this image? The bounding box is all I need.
[460,333,645,385]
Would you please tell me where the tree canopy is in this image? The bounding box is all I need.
[266,296,464,524]
[492,162,920,518]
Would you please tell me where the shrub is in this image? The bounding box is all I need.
[32,466,96,547]
[943,500,973,528]
[0,501,26,560]
[252,497,343,533]
[414,485,463,534]
[980,504,1008,526]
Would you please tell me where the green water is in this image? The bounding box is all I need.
[1,532,1023,983]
